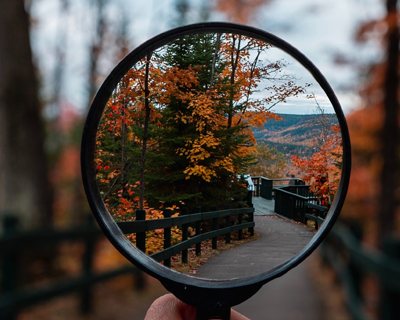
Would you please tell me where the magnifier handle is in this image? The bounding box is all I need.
[196,307,231,320]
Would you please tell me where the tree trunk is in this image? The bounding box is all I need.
[88,0,107,105]
[139,53,153,210]
[378,0,399,244]
[120,85,128,197]
[227,35,241,129]
[209,33,221,88]
[0,1,54,229]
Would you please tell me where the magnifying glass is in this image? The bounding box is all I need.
[81,22,351,320]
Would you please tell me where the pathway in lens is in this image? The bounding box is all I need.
[194,214,314,279]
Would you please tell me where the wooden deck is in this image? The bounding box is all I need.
[252,196,275,215]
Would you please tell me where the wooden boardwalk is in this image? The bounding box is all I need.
[252,196,275,215]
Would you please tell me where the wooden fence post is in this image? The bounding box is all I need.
[266,179,273,200]
[133,267,145,291]
[211,205,218,250]
[195,206,201,256]
[300,198,306,224]
[136,210,146,252]
[2,215,19,320]
[238,203,243,241]
[380,237,400,320]
[81,215,95,314]
[348,224,363,303]
[181,207,188,263]
[289,195,294,220]
[255,178,260,197]
[225,204,230,244]
[246,189,253,206]
[248,204,254,236]
[163,209,171,267]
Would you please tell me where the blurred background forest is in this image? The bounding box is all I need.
[0,0,399,319]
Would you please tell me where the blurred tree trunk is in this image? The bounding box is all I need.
[88,0,107,104]
[0,0,53,229]
[175,0,190,26]
[378,0,399,243]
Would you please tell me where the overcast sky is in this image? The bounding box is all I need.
[31,0,384,116]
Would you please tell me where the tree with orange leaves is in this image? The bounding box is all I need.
[95,32,311,215]
[339,0,400,244]
[215,0,273,24]
[291,124,342,203]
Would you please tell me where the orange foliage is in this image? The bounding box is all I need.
[51,145,82,224]
[96,33,311,240]
[126,205,182,255]
[340,7,400,237]
[341,105,386,231]
[291,125,342,202]
[175,34,307,181]
[215,0,273,24]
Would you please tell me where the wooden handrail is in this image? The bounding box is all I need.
[150,222,254,262]
[117,206,255,264]
[117,207,253,233]
[274,185,326,228]
[251,176,305,199]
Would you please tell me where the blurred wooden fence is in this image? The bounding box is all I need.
[321,223,400,320]
[0,215,144,320]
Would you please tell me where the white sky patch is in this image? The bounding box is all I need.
[253,0,385,114]
[247,44,335,115]
[30,0,384,116]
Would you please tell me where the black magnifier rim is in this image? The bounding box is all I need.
[81,22,351,310]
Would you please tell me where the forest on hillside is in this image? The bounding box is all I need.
[253,113,339,159]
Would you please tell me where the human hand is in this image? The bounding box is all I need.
[144,293,250,320]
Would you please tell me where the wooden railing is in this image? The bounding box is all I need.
[251,176,304,200]
[321,223,400,320]
[117,205,255,267]
[0,215,144,320]
[274,185,327,228]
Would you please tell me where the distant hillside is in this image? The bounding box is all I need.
[253,113,339,159]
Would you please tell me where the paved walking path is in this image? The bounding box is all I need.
[234,252,321,320]
[195,214,315,279]
[194,197,321,319]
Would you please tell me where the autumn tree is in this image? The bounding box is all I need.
[215,0,274,24]
[291,124,342,202]
[95,32,312,216]
[340,0,400,243]
[378,0,399,242]
[0,0,54,228]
